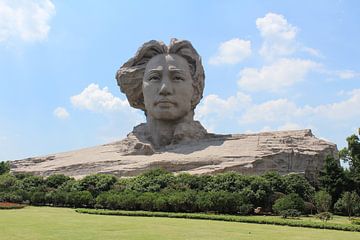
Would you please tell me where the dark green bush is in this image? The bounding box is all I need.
[67,191,93,208]
[0,192,23,203]
[283,174,315,201]
[30,191,46,206]
[273,193,305,214]
[238,204,254,215]
[46,174,71,189]
[280,209,301,218]
[0,161,10,175]
[75,174,117,196]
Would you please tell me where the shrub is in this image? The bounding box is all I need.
[316,212,333,222]
[273,193,305,214]
[238,204,254,215]
[280,209,301,219]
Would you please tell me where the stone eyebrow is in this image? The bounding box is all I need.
[168,68,186,73]
[144,69,162,76]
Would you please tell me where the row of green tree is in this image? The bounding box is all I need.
[0,130,359,216]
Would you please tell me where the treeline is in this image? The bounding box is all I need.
[0,130,359,216]
[0,164,358,216]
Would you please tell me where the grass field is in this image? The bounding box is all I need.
[0,207,359,240]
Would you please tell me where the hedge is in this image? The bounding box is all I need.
[76,208,360,232]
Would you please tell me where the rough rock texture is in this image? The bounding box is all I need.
[11,129,337,179]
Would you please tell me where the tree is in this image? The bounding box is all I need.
[0,173,18,191]
[273,193,305,214]
[340,130,360,183]
[46,174,71,188]
[30,191,46,206]
[0,161,10,175]
[66,191,93,208]
[334,191,360,218]
[283,174,315,201]
[262,171,286,193]
[314,190,332,213]
[20,175,46,192]
[318,156,348,203]
[75,174,117,196]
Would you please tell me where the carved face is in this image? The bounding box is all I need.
[143,54,194,121]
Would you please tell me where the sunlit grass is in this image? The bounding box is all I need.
[0,206,359,240]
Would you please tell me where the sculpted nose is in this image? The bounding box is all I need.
[159,79,173,96]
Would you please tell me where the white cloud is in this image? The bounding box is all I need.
[302,47,323,58]
[53,107,69,119]
[209,38,252,65]
[311,89,360,120]
[240,88,360,125]
[197,86,360,140]
[196,92,251,119]
[256,13,297,40]
[0,0,55,43]
[71,83,130,113]
[240,98,299,124]
[195,92,252,133]
[335,70,360,79]
[256,12,298,60]
[238,58,320,92]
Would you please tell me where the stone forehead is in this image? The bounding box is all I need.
[145,54,191,72]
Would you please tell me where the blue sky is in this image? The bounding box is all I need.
[0,0,359,161]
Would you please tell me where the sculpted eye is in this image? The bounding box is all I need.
[173,75,184,82]
[148,75,160,81]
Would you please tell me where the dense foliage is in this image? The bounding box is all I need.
[0,161,10,175]
[0,169,318,215]
[1,129,360,216]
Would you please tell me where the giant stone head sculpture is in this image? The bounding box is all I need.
[116,39,207,147]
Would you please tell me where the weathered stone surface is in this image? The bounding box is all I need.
[10,40,338,179]
[10,129,337,179]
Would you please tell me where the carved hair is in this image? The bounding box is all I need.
[116,39,205,111]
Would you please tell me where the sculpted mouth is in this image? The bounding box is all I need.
[155,99,176,106]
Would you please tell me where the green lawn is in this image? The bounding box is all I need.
[0,207,359,240]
